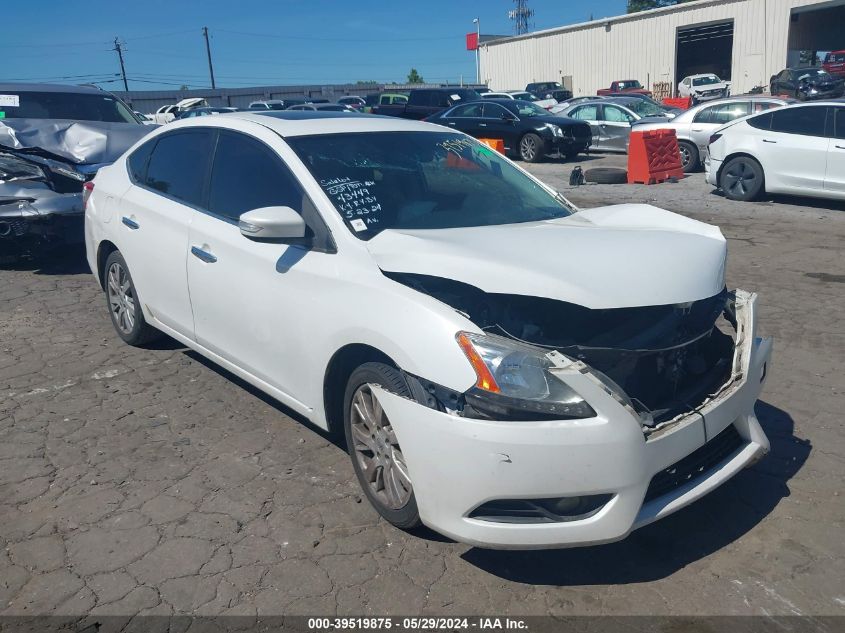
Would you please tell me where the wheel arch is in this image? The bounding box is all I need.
[96,240,119,290]
[322,343,398,437]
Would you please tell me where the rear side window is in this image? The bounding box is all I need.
[144,131,215,207]
[207,131,304,222]
[127,139,155,183]
[770,106,828,137]
[748,112,773,130]
[447,103,482,118]
[571,105,598,121]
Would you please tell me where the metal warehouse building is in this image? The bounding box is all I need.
[479,0,844,96]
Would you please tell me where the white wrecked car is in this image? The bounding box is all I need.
[84,112,772,549]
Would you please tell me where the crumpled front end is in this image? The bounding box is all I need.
[372,283,772,548]
[0,152,86,260]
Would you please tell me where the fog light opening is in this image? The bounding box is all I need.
[468,494,613,524]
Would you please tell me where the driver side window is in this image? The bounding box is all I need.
[604,105,634,123]
[208,132,304,222]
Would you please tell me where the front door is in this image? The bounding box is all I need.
[600,104,635,151]
[185,127,335,407]
[569,104,603,150]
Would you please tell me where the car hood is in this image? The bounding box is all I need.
[367,204,726,309]
[0,119,154,165]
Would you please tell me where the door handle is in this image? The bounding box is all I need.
[836,145,845,150]
[121,216,140,230]
[479,123,487,127]
[691,128,704,132]
[448,122,456,126]
[190,246,217,263]
[762,139,777,143]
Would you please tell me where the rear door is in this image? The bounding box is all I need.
[759,105,829,193]
[439,103,484,136]
[479,103,519,148]
[116,129,214,337]
[826,106,845,195]
[690,101,750,151]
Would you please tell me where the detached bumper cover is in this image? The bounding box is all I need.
[374,290,771,549]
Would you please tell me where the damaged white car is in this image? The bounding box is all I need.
[85,112,772,549]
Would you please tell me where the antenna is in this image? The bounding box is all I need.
[508,0,534,35]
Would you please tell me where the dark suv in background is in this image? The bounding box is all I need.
[526,81,573,102]
[770,67,845,101]
[372,88,480,119]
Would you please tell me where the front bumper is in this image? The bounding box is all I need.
[0,183,84,257]
[374,290,771,549]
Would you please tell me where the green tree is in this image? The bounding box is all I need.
[627,0,694,13]
[406,68,424,84]
[179,84,189,90]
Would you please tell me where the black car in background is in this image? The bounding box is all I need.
[425,99,591,162]
[770,67,845,101]
[372,88,481,120]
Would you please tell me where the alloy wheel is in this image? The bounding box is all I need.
[107,262,136,335]
[723,160,756,198]
[349,384,412,510]
[520,135,537,161]
[679,144,691,168]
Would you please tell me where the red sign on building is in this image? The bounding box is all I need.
[466,32,479,51]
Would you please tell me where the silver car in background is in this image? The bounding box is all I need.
[633,96,792,172]
[554,97,669,152]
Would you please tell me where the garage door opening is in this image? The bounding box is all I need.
[675,21,734,88]
[786,1,845,70]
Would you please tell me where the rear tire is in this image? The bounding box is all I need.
[719,156,764,201]
[678,140,700,173]
[343,362,421,530]
[103,250,162,346]
[519,133,545,162]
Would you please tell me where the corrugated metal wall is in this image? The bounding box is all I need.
[480,0,830,96]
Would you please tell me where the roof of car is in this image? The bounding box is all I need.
[175,110,440,137]
[0,82,109,94]
[685,73,719,79]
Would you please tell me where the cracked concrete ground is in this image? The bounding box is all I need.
[1,155,843,619]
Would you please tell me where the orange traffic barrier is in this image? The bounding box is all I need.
[627,129,685,185]
[477,138,505,154]
[662,97,692,110]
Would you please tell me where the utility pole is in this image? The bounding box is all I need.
[202,27,216,89]
[113,37,128,91]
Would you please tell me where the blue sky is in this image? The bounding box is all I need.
[4,0,627,90]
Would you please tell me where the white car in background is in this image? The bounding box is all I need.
[482,91,556,110]
[678,74,730,104]
[85,112,772,549]
[707,101,845,201]
[147,97,208,124]
[634,96,791,172]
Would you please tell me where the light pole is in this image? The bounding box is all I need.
[473,18,480,85]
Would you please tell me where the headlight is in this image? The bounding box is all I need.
[545,124,564,137]
[456,332,596,420]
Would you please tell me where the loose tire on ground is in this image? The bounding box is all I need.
[343,362,421,530]
[103,250,162,346]
[719,156,764,201]
[583,167,628,184]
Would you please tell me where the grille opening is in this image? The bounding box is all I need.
[644,423,745,503]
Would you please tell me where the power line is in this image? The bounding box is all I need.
[215,28,459,43]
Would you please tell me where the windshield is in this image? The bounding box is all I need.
[797,69,831,80]
[692,75,720,86]
[288,131,573,239]
[511,92,539,101]
[627,100,664,117]
[506,101,547,117]
[0,91,140,123]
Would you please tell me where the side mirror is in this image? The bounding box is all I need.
[239,206,306,240]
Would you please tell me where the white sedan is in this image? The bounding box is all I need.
[85,112,772,549]
[706,101,845,201]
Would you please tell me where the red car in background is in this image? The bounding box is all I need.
[823,50,845,78]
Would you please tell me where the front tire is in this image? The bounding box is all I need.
[518,133,545,162]
[343,362,421,530]
[103,250,161,346]
[678,140,700,173]
[719,156,764,201]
